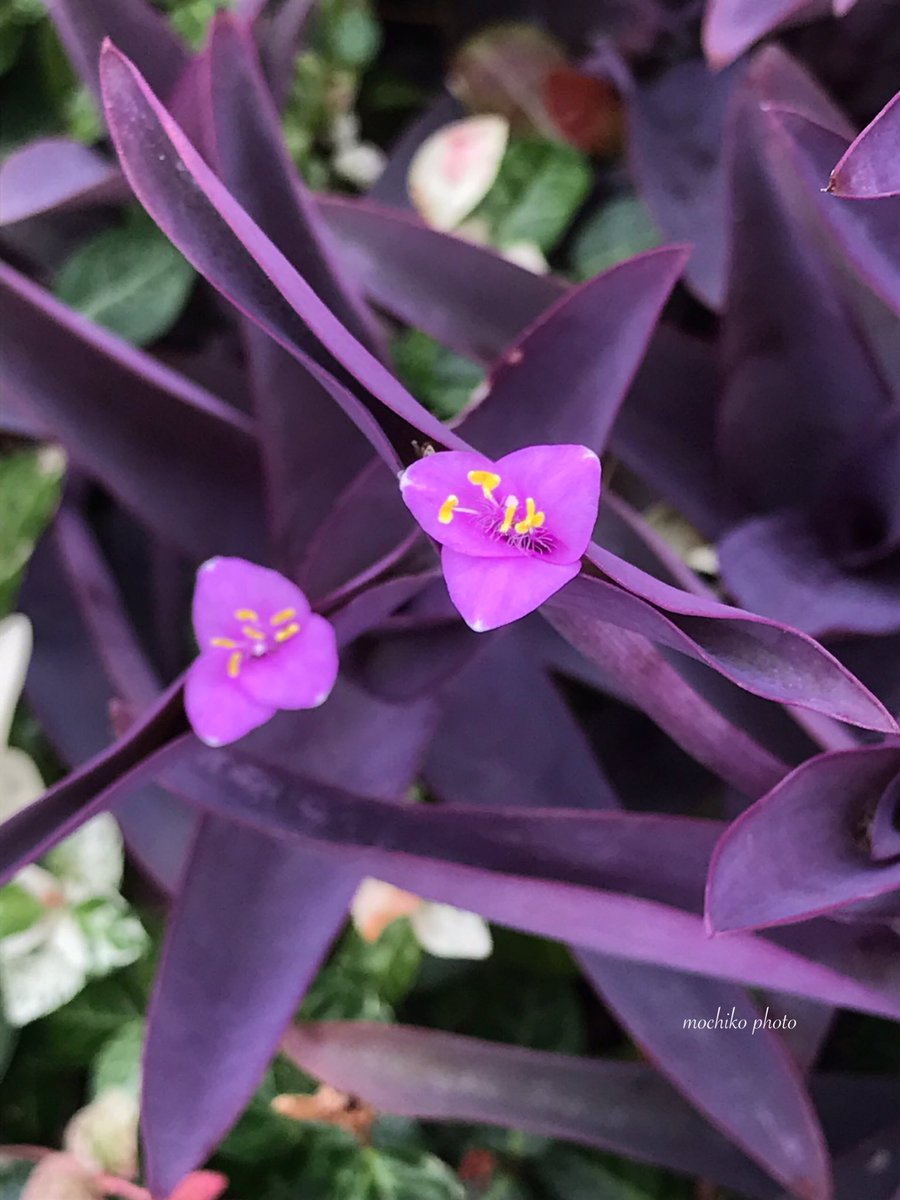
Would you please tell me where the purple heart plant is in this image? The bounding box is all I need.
[0,1,898,1198]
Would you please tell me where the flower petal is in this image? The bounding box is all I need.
[442,548,580,631]
[192,557,310,647]
[496,444,601,561]
[351,877,422,942]
[238,614,339,710]
[184,653,275,747]
[400,450,522,558]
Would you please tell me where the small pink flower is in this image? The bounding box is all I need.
[185,558,338,747]
[399,444,601,631]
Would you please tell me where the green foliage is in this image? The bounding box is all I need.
[392,330,485,422]
[0,883,45,940]
[301,920,422,1023]
[91,1018,144,1097]
[55,211,196,346]
[570,194,663,280]
[333,1147,464,1200]
[534,1147,693,1200]
[0,447,64,615]
[322,1,382,69]
[0,1162,32,1200]
[473,138,592,254]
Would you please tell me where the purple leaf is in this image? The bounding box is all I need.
[829,87,900,198]
[706,746,900,932]
[317,195,562,363]
[199,15,383,567]
[0,139,124,226]
[156,746,900,1017]
[45,0,189,102]
[718,512,900,639]
[0,264,265,560]
[0,689,187,887]
[718,51,886,517]
[283,1021,778,1196]
[99,44,465,462]
[457,247,689,458]
[628,58,748,310]
[547,553,898,733]
[702,0,823,70]
[539,609,788,796]
[423,628,620,810]
[577,955,830,1198]
[142,818,359,1195]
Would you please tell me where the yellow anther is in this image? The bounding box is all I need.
[234,608,259,622]
[438,494,460,524]
[467,469,501,499]
[243,626,266,641]
[274,622,301,643]
[514,496,545,534]
[270,608,297,626]
[227,651,243,679]
[499,496,519,534]
[210,637,237,649]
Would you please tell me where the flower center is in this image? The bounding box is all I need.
[438,470,553,554]
[210,607,300,677]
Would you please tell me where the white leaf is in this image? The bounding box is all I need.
[411,903,493,960]
[0,913,89,1026]
[0,746,45,821]
[75,899,148,975]
[0,613,32,752]
[64,1087,140,1177]
[408,115,509,231]
[46,814,125,900]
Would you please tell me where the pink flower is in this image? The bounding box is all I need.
[399,444,601,631]
[185,558,338,747]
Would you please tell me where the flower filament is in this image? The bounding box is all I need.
[437,470,550,552]
[209,606,301,677]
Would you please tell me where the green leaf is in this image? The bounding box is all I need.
[74,898,148,977]
[55,213,195,345]
[0,449,64,615]
[336,1148,464,1200]
[0,883,45,940]
[474,138,591,254]
[91,1018,144,1098]
[324,3,382,68]
[301,921,421,1022]
[534,1147,693,1200]
[33,976,141,1067]
[570,195,662,280]
[392,331,484,422]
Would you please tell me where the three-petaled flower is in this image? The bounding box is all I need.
[399,444,601,631]
[185,558,339,747]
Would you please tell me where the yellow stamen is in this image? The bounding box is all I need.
[467,469,501,499]
[514,496,545,534]
[234,608,259,622]
[438,494,460,524]
[243,625,266,641]
[210,637,237,649]
[227,651,243,679]
[499,496,519,534]
[275,622,300,643]
[271,608,297,626]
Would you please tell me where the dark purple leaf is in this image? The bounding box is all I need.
[283,1021,779,1197]
[200,14,381,568]
[706,746,900,932]
[0,264,265,560]
[628,57,748,310]
[100,44,464,462]
[577,955,830,1199]
[142,818,360,1194]
[0,139,124,226]
[46,0,190,102]
[547,553,898,733]
[457,246,689,458]
[829,87,900,198]
[317,195,563,364]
